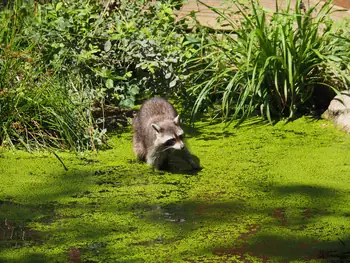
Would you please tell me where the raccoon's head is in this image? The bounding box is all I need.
[151,115,185,150]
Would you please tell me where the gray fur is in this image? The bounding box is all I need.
[132,97,198,170]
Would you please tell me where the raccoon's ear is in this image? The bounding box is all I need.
[174,115,180,125]
[151,123,161,133]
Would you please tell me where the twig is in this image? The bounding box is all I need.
[51,151,68,171]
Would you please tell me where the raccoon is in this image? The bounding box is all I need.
[132,97,199,170]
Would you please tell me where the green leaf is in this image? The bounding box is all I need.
[165,73,172,79]
[169,79,177,88]
[106,79,114,89]
[55,2,63,11]
[120,98,134,108]
[104,40,112,52]
[130,86,139,96]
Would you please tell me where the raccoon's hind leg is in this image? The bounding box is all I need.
[133,135,146,161]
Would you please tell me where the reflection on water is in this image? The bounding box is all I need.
[0,218,42,248]
[0,199,48,248]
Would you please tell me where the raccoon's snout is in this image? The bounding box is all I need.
[164,138,185,150]
[173,141,185,150]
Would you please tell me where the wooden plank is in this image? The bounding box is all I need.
[333,0,350,9]
[175,0,350,29]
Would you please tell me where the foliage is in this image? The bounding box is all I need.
[188,0,350,123]
[33,0,196,108]
[0,0,105,151]
[0,0,200,150]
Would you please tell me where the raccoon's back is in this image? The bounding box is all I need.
[133,98,177,147]
[136,97,177,121]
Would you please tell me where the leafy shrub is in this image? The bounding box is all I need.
[0,0,201,150]
[188,0,350,123]
[33,0,196,108]
[0,1,105,150]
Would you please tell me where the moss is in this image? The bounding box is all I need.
[0,117,350,262]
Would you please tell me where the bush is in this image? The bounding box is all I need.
[188,0,350,123]
[33,0,196,108]
[0,0,105,151]
[0,0,201,149]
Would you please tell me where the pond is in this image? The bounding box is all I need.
[0,117,350,262]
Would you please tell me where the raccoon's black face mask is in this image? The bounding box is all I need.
[151,116,185,150]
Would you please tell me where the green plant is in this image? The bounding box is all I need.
[0,1,105,151]
[33,0,196,108]
[0,0,201,150]
[188,0,350,123]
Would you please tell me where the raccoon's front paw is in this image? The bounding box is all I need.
[190,161,202,171]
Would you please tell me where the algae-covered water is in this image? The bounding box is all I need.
[1,117,350,263]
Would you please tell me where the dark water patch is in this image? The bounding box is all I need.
[131,236,179,246]
[127,159,139,164]
[67,244,105,263]
[283,130,308,136]
[71,191,93,198]
[94,166,142,186]
[272,208,287,226]
[195,130,236,141]
[325,248,350,262]
[0,199,57,223]
[0,199,108,249]
[211,233,345,263]
[156,189,188,200]
[211,225,267,263]
[0,218,43,248]
[96,180,122,187]
[274,184,339,198]
[271,207,332,229]
[78,157,100,165]
[142,203,191,224]
[301,240,350,262]
[98,189,111,193]
[68,248,84,263]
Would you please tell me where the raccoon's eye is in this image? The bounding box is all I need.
[178,134,184,140]
[165,138,176,146]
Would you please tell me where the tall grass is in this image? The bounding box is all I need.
[0,0,104,151]
[189,0,350,123]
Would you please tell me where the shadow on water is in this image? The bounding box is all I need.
[0,200,53,248]
[187,117,271,142]
[165,151,202,175]
[0,253,49,263]
[1,150,350,262]
[133,182,350,262]
[0,200,52,263]
[125,150,202,176]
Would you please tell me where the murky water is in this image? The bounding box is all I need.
[0,200,46,248]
